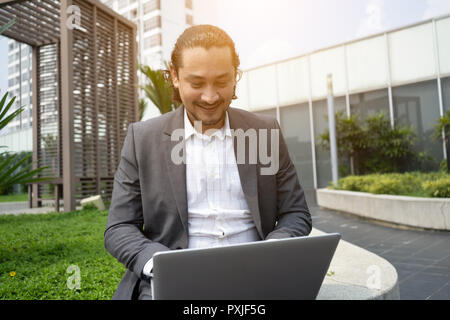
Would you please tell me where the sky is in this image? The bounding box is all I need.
[194,0,450,70]
[1,0,450,93]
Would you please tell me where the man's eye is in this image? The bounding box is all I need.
[191,83,203,88]
[215,82,228,87]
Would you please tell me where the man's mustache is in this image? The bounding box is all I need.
[194,100,224,108]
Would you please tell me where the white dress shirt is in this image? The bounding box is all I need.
[143,108,260,277]
[184,108,260,249]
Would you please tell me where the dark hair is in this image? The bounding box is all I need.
[164,24,241,103]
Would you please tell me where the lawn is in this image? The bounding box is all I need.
[0,193,56,203]
[0,193,28,203]
[0,207,126,299]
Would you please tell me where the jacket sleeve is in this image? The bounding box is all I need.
[265,119,312,239]
[104,123,170,280]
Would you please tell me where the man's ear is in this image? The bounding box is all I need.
[169,63,179,89]
[236,69,243,83]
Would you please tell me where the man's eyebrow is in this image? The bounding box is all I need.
[185,73,232,81]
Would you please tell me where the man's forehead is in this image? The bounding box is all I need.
[185,72,232,80]
[178,46,234,71]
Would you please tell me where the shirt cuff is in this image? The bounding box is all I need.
[143,258,154,277]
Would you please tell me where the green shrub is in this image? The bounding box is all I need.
[422,177,450,198]
[331,171,449,198]
[318,111,425,175]
[365,176,406,195]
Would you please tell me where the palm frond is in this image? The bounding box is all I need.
[0,18,16,35]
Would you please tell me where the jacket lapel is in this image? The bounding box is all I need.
[163,106,189,234]
[228,108,263,239]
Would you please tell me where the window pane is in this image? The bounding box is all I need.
[118,0,128,9]
[442,77,450,113]
[346,35,388,92]
[280,103,314,189]
[436,17,450,75]
[350,88,389,119]
[144,34,161,49]
[143,0,160,14]
[312,97,348,188]
[310,46,347,99]
[248,66,277,109]
[253,108,276,119]
[392,79,442,170]
[144,16,161,32]
[186,14,193,25]
[389,23,436,84]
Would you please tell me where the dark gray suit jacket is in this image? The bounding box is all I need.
[104,105,312,299]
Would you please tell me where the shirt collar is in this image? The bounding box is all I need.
[184,107,232,141]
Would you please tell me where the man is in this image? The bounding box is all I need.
[104,25,312,300]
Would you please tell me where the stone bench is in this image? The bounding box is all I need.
[314,228,400,300]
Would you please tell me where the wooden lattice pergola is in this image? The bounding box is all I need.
[0,0,138,212]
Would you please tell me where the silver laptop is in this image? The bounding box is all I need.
[151,233,340,300]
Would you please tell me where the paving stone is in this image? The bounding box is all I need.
[310,204,450,300]
[399,273,450,300]
[427,282,450,300]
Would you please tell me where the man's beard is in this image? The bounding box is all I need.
[192,99,229,126]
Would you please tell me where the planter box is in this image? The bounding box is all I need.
[316,189,450,231]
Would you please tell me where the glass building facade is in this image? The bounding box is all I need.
[233,15,450,189]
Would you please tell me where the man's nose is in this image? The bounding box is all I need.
[201,87,219,105]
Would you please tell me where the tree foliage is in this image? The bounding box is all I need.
[318,111,422,175]
[138,62,180,117]
[0,92,50,195]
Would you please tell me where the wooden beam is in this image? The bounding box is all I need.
[60,0,76,212]
[0,8,54,44]
[31,46,40,208]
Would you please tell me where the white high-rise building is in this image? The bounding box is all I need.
[0,0,206,152]
[0,39,33,152]
[102,0,196,119]
[103,0,193,69]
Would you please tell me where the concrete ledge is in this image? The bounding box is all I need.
[80,195,105,211]
[317,189,450,231]
[314,228,400,300]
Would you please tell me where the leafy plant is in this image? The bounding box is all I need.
[0,92,51,195]
[0,18,15,35]
[138,62,180,115]
[319,111,368,175]
[319,111,420,175]
[330,171,448,198]
[422,176,450,198]
[432,110,450,173]
[432,110,450,141]
[138,98,148,121]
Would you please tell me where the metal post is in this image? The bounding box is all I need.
[327,74,339,186]
[307,55,318,190]
[432,19,447,161]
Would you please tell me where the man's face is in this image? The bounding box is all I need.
[170,46,236,133]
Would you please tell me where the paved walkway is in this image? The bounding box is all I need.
[305,191,450,300]
[0,201,58,215]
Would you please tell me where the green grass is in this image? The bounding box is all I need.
[0,207,126,299]
[0,193,28,202]
[0,193,56,203]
